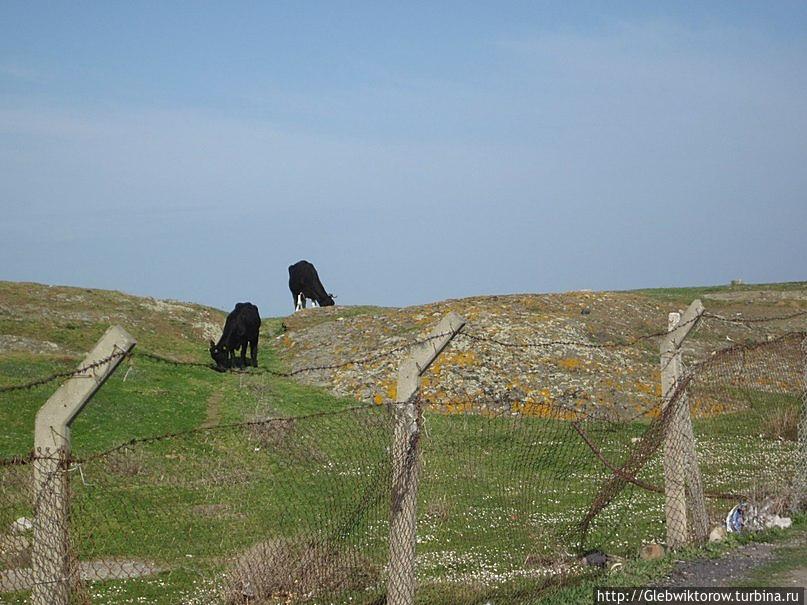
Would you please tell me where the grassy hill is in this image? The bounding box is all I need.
[0,281,357,457]
[0,279,804,604]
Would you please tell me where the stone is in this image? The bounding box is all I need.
[709,526,726,542]
[9,518,32,534]
[582,550,608,567]
[639,543,665,560]
[608,555,625,573]
[763,514,792,530]
[0,534,29,556]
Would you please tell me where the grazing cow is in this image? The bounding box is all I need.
[209,302,261,371]
[288,260,335,311]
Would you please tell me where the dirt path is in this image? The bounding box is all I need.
[0,560,161,591]
[202,389,224,428]
[662,530,806,588]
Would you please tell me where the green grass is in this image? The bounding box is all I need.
[1,282,804,604]
[632,281,807,303]
[537,518,807,605]
[2,353,802,603]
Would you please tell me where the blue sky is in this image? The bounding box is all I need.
[1,2,805,315]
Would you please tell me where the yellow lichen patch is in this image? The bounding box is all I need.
[635,380,661,397]
[428,350,477,377]
[557,357,583,371]
[373,379,397,404]
[690,396,729,418]
[444,401,473,414]
[510,400,581,420]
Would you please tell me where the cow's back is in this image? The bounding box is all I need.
[222,302,260,344]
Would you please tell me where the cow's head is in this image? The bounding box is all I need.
[209,340,230,371]
[319,293,336,307]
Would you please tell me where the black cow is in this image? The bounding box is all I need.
[209,302,261,371]
[288,260,335,311]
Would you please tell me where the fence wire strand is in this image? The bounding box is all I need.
[1,309,805,604]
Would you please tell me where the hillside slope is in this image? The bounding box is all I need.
[276,282,807,417]
[0,279,804,605]
[0,281,226,362]
[0,281,347,456]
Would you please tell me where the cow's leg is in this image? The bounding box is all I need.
[295,292,303,312]
[249,337,259,367]
[239,343,247,369]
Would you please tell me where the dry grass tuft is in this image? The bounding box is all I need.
[222,538,379,604]
[762,407,799,441]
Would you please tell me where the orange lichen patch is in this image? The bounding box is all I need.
[444,401,473,414]
[372,379,397,404]
[428,350,477,377]
[426,388,449,402]
[635,380,662,397]
[557,357,583,371]
[644,406,662,419]
[690,396,730,418]
[510,400,581,420]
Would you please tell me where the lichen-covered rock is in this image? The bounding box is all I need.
[273,290,806,418]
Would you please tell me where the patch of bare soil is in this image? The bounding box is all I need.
[203,389,224,428]
[662,542,778,587]
[0,334,71,355]
[662,531,807,588]
[0,559,161,591]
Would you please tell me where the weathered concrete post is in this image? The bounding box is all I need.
[387,312,465,605]
[792,334,807,512]
[31,326,136,605]
[667,310,709,544]
[660,300,705,549]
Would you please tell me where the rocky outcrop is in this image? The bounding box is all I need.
[273,289,807,418]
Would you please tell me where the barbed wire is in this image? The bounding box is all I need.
[135,330,456,377]
[1,324,801,600]
[133,351,210,368]
[0,332,456,395]
[0,402,384,468]
[703,309,807,325]
[3,306,803,400]
[571,419,744,501]
[0,350,128,394]
[0,451,35,467]
[457,312,703,350]
[72,402,382,465]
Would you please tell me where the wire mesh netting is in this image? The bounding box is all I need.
[688,332,805,523]
[2,407,395,604]
[0,320,805,604]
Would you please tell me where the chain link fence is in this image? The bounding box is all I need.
[1,313,805,604]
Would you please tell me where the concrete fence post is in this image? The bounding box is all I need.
[387,312,465,605]
[31,326,136,605]
[660,300,706,549]
[792,334,807,512]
